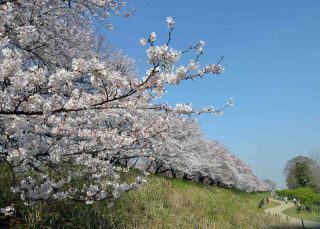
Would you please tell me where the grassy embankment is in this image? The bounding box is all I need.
[0,164,294,228]
[106,176,293,228]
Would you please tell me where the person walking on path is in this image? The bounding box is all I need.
[293,197,297,205]
[284,196,288,204]
[259,198,265,209]
[266,197,270,204]
[297,201,301,211]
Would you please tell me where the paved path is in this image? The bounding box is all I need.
[264,198,320,229]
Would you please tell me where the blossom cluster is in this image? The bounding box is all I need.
[0,205,15,217]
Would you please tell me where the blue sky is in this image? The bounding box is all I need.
[103,0,320,188]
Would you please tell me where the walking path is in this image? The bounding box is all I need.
[264,198,320,229]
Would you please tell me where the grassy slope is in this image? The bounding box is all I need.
[0,164,293,228]
[105,175,292,228]
[282,206,320,223]
[264,200,282,209]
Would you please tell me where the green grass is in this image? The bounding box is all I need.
[264,200,282,209]
[282,206,320,223]
[0,163,294,228]
[105,175,292,228]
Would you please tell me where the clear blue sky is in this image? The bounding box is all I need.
[103,0,320,188]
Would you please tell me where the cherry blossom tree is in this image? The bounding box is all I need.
[0,0,235,206]
[131,117,272,192]
[262,179,277,191]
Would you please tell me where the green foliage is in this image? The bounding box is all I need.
[276,188,320,207]
[284,156,315,189]
[293,161,312,187]
[0,162,15,207]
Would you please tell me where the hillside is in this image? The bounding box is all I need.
[1,167,293,228]
[103,175,292,228]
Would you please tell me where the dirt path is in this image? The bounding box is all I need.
[264,198,320,229]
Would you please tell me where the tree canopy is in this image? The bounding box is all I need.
[0,0,272,209]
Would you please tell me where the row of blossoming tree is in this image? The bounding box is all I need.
[0,0,272,211]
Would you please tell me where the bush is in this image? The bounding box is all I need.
[276,188,320,213]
